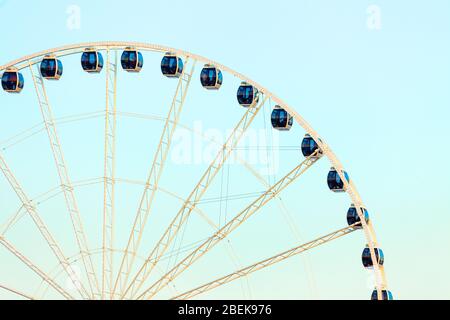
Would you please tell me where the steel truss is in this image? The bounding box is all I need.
[102,49,118,299]
[20,178,247,300]
[0,283,34,300]
[137,150,321,299]
[112,58,197,297]
[173,223,358,300]
[0,236,73,300]
[0,152,89,299]
[28,62,99,299]
[122,95,269,299]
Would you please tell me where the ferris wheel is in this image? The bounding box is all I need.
[0,41,391,300]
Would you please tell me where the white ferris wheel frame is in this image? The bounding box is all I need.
[0,41,388,300]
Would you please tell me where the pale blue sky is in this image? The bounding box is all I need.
[0,0,449,300]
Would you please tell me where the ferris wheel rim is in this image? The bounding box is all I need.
[0,41,388,297]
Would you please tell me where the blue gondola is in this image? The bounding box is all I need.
[161,53,183,78]
[327,167,350,192]
[200,65,222,89]
[40,55,63,80]
[81,49,104,73]
[121,48,143,72]
[371,289,393,300]
[347,204,370,228]
[301,134,322,157]
[362,247,384,268]
[237,82,259,107]
[1,67,24,93]
[271,106,293,130]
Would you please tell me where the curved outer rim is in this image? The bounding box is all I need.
[0,41,388,297]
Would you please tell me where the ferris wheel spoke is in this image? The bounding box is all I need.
[121,95,269,299]
[172,223,358,300]
[156,187,249,297]
[175,119,301,246]
[1,179,103,247]
[0,283,35,300]
[28,61,100,299]
[0,152,90,300]
[136,150,321,300]
[112,57,197,298]
[102,49,118,300]
[0,236,74,300]
[0,205,25,236]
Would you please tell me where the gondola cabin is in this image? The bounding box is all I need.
[1,67,24,93]
[81,49,104,73]
[236,82,259,107]
[347,204,370,228]
[200,65,222,89]
[362,247,384,268]
[121,48,143,72]
[327,167,350,192]
[161,53,184,78]
[371,289,393,300]
[40,55,63,80]
[301,134,323,158]
[271,106,293,131]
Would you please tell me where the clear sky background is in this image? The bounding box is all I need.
[0,0,449,300]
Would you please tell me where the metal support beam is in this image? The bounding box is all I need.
[122,95,268,299]
[1,205,24,236]
[0,152,89,299]
[172,224,358,300]
[138,150,320,299]
[28,62,100,299]
[0,236,74,300]
[112,58,197,297]
[102,49,118,300]
[0,283,34,300]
